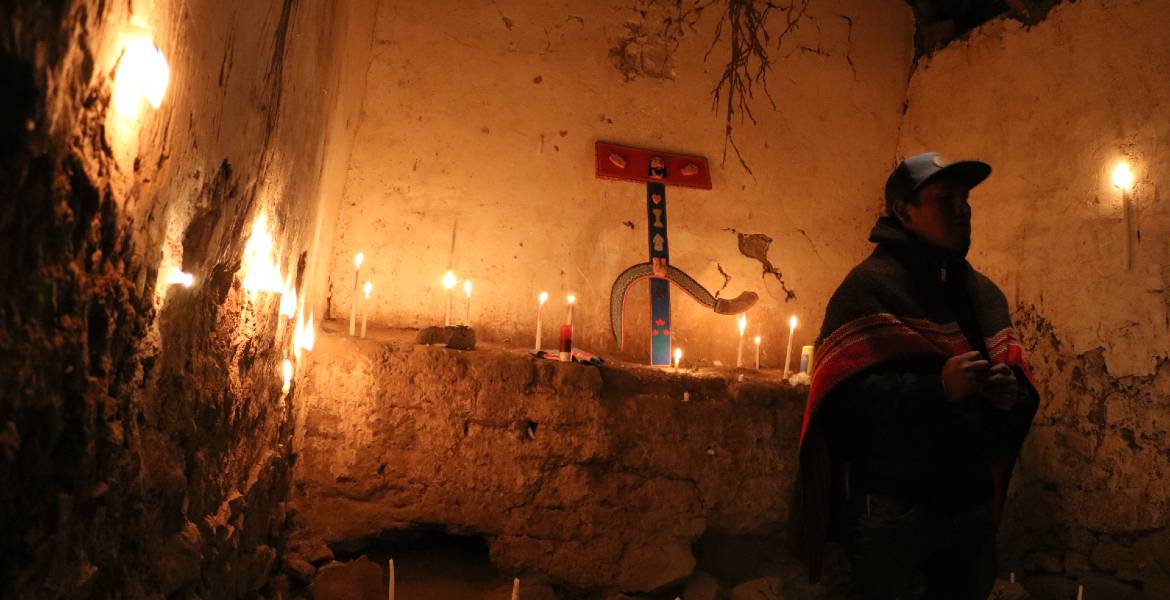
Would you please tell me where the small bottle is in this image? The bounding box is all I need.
[559,324,572,362]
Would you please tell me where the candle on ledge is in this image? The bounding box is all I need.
[673,347,682,370]
[754,335,761,370]
[1112,161,1135,270]
[463,279,472,325]
[361,281,372,338]
[783,315,798,378]
[566,293,576,326]
[736,314,747,368]
[442,269,457,326]
[387,559,395,600]
[349,252,364,336]
[511,577,520,600]
[534,291,549,350]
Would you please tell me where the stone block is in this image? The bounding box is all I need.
[310,556,386,600]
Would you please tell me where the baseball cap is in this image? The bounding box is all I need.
[884,152,991,214]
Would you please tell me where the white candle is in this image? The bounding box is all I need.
[736,314,747,367]
[673,347,682,369]
[388,559,395,600]
[349,252,364,335]
[1076,584,1083,600]
[754,335,761,369]
[566,294,576,326]
[535,291,548,350]
[361,281,372,338]
[511,577,520,600]
[442,270,457,326]
[463,279,472,325]
[1112,161,1135,271]
[783,315,797,378]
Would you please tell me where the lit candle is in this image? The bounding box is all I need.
[463,279,472,325]
[349,252,364,335]
[566,294,576,326]
[281,359,293,394]
[1112,161,1135,270]
[673,347,682,369]
[754,335,761,369]
[535,291,548,351]
[511,578,520,600]
[442,270,457,326]
[361,281,372,338]
[783,315,798,378]
[736,314,747,367]
[388,559,395,600]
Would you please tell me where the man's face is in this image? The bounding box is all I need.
[898,178,972,253]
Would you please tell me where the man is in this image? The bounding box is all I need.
[798,152,1039,599]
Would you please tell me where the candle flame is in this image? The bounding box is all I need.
[241,213,286,294]
[463,280,472,297]
[789,315,798,330]
[293,310,316,359]
[1111,161,1135,191]
[111,21,169,117]
[354,252,365,268]
[279,278,297,318]
[442,270,457,289]
[738,314,747,334]
[281,359,293,394]
[673,347,682,368]
[165,269,194,288]
[754,335,761,345]
[539,291,549,304]
[363,281,373,298]
[567,294,576,305]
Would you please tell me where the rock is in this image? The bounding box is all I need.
[616,540,695,592]
[987,579,1029,600]
[309,556,386,600]
[682,570,722,600]
[414,325,476,349]
[729,576,783,600]
[283,557,316,583]
[153,521,203,595]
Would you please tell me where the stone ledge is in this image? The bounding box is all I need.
[291,321,808,593]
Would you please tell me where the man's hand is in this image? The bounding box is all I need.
[941,351,990,402]
[984,363,1019,410]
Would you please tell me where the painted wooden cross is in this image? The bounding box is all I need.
[596,141,758,366]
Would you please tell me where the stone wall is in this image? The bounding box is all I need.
[0,0,374,597]
[290,325,810,595]
[326,0,914,366]
[898,0,1170,597]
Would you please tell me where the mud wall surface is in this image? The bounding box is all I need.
[899,1,1170,597]
[291,327,810,595]
[0,0,374,597]
[328,0,914,366]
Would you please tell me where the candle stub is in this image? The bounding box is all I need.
[559,324,573,362]
[800,345,814,374]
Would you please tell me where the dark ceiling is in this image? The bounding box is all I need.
[906,0,1064,54]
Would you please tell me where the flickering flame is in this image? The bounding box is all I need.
[538,291,549,304]
[111,21,170,117]
[279,278,297,318]
[463,280,472,297]
[442,270,457,290]
[281,359,293,394]
[754,335,761,345]
[292,310,316,359]
[789,315,798,330]
[567,294,576,305]
[364,281,373,298]
[241,213,285,294]
[354,252,364,268]
[673,347,682,369]
[165,269,194,288]
[738,314,747,335]
[1111,161,1135,191]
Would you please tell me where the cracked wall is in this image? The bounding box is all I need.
[0,0,374,597]
[328,0,914,366]
[899,0,1170,596]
